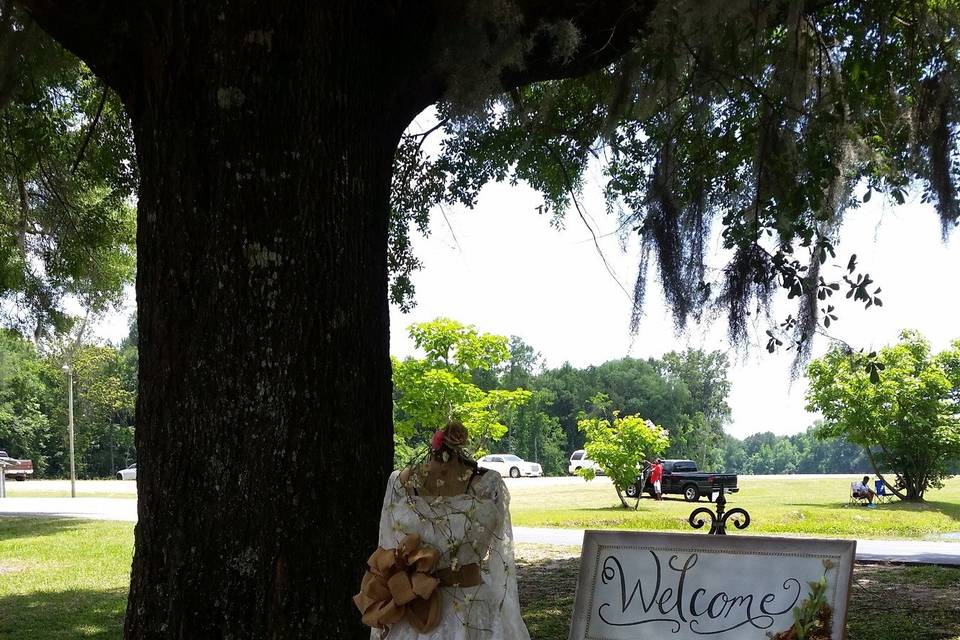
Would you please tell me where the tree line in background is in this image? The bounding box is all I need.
[5,317,958,485]
[0,321,136,478]
[719,427,873,476]
[391,318,735,475]
[391,317,901,477]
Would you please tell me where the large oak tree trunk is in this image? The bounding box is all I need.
[123,5,427,637]
[15,1,651,637]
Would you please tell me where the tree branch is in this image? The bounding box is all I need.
[14,0,140,98]
[502,0,657,89]
[71,85,109,174]
[863,446,907,501]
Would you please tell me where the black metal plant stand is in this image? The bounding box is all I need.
[688,489,750,535]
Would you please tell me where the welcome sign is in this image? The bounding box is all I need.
[569,531,855,640]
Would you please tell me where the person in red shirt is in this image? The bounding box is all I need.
[649,458,663,501]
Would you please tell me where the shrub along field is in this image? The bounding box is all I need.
[508,475,960,539]
[1,518,959,640]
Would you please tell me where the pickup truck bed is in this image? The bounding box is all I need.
[629,459,738,502]
[0,450,33,481]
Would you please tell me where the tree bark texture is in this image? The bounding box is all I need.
[14,1,653,637]
[122,4,432,638]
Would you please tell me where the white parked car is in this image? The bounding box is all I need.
[117,463,137,481]
[568,449,604,475]
[478,454,542,478]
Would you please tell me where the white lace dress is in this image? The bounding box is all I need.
[369,469,530,640]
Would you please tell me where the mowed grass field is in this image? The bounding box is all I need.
[3,480,137,499]
[0,518,132,639]
[7,474,960,538]
[508,475,960,539]
[2,518,959,640]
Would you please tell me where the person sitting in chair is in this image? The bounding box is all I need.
[853,475,876,505]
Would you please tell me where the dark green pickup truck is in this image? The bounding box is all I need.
[626,459,739,502]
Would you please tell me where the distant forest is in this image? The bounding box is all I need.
[4,320,953,479]
[481,340,880,475]
[394,325,908,475]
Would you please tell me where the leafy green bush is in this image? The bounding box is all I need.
[576,413,669,507]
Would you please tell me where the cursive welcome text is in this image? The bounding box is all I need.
[596,552,802,635]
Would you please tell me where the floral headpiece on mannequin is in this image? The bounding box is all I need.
[430,420,468,462]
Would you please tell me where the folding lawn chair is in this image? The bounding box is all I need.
[849,482,869,506]
[874,479,895,503]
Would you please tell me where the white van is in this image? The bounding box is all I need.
[568,449,603,475]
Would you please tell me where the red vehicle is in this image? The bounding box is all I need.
[0,449,33,481]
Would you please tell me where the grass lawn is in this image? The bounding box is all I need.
[2,518,960,639]
[9,475,960,539]
[3,480,137,499]
[0,518,133,639]
[509,475,960,539]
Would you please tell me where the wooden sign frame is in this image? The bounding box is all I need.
[569,530,855,640]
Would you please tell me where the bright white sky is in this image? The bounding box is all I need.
[86,131,960,440]
[383,164,960,439]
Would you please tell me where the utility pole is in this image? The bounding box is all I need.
[64,363,76,498]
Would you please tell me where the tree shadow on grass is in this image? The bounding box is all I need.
[576,497,696,512]
[0,517,90,542]
[517,555,579,640]
[0,588,127,640]
[787,500,960,522]
[902,500,960,523]
[787,502,879,510]
[576,506,654,513]
[847,564,960,640]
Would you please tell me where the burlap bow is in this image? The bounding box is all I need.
[353,534,442,634]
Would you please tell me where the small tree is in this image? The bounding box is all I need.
[393,319,531,463]
[806,330,960,501]
[577,412,670,508]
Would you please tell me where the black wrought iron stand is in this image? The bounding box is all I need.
[688,488,750,535]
